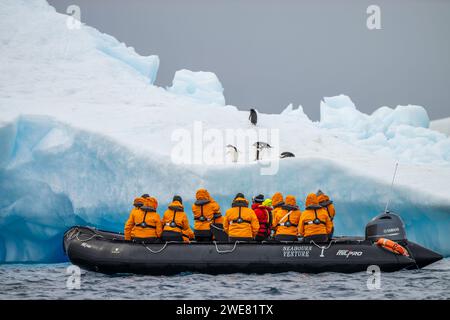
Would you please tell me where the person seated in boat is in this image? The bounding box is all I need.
[262,198,273,234]
[161,195,190,242]
[270,192,284,238]
[192,188,222,242]
[251,194,271,241]
[223,193,260,242]
[272,195,302,241]
[124,196,162,243]
[271,192,284,216]
[317,190,335,238]
[182,226,195,243]
[298,193,333,243]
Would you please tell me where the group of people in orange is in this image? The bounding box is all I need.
[124,189,335,244]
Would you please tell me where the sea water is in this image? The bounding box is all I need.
[0,259,449,299]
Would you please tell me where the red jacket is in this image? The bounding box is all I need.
[252,203,272,238]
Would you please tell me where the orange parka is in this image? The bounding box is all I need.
[317,193,336,223]
[161,200,190,234]
[192,189,222,231]
[271,192,285,220]
[272,195,302,236]
[182,226,195,243]
[223,197,260,238]
[298,193,333,237]
[124,197,162,240]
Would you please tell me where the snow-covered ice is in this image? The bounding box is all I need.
[168,69,225,106]
[320,95,450,164]
[0,0,449,262]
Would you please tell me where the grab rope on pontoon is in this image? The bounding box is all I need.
[214,240,239,254]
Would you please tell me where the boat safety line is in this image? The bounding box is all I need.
[75,231,105,242]
[143,242,168,254]
[310,240,336,257]
[214,240,239,254]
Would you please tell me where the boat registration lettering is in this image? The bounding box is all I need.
[282,245,312,258]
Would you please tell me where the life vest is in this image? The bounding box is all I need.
[320,200,334,221]
[376,238,409,257]
[303,208,326,226]
[258,223,270,237]
[164,207,184,232]
[194,201,213,222]
[273,202,284,209]
[252,204,270,237]
[135,207,157,229]
[276,211,298,228]
[230,206,251,225]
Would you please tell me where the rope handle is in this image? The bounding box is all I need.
[143,242,168,254]
[213,240,239,254]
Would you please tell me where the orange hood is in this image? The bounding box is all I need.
[272,192,284,207]
[144,197,158,210]
[285,195,297,207]
[305,193,319,207]
[196,189,211,201]
[317,193,329,203]
[133,197,144,207]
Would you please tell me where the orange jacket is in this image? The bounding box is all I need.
[298,193,333,237]
[162,200,190,234]
[124,197,162,240]
[272,195,302,236]
[271,192,285,222]
[317,193,336,223]
[192,189,222,231]
[182,226,195,243]
[223,197,260,238]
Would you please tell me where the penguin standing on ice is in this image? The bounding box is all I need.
[226,144,239,163]
[249,109,258,126]
[253,141,272,161]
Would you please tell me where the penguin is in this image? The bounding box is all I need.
[280,151,295,158]
[249,109,258,125]
[253,141,272,160]
[226,144,239,163]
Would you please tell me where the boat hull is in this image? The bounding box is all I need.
[63,226,442,275]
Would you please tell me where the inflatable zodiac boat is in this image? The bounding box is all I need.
[63,212,443,275]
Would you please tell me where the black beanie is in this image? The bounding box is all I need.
[316,190,324,196]
[253,194,264,203]
[141,194,150,199]
[173,195,183,204]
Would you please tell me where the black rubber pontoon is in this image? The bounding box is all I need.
[63,212,442,275]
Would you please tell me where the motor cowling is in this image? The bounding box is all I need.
[365,211,407,243]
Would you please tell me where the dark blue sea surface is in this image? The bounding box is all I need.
[1,259,449,299]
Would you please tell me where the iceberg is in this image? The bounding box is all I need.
[92,30,160,85]
[168,69,226,106]
[0,0,449,263]
[319,95,449,164]
[280,104,309,120]
[1,115,449,262]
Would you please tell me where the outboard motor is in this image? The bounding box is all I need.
[365,211,407,244]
